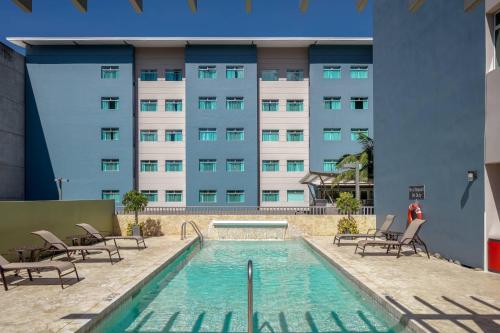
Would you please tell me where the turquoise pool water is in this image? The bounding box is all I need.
[93,241,403,333]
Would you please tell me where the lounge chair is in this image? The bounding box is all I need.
[32,230,121,264]
[354,219,430,258]
[76,223,146,250]
[334,214,396,246]
[0,254,79,290]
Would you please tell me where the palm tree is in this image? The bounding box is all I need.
[334,133,374,184]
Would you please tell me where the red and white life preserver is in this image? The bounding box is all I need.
[407,203,423,224]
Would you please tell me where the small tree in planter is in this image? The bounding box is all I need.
[122,190,148,236]
[336,192,361,235]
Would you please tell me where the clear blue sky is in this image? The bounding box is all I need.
[0,0,372,53]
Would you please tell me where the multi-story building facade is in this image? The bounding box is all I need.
[10,37,373,207]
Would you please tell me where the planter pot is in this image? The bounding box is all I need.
[132,224,142,236]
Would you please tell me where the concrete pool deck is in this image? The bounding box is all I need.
[0,235,197,333]
[306,236,500,333]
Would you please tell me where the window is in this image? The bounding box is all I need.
[101,128,119,141]
[226,66,244,79]
[226,159,245,172]
[286,100,304,112]
[140,160,158,172]
[199,190,217,203]
[287,190,304,202]
[262,190,279,202]
[287,160,304,172]
[496,12,500,68]
[199,159,217,172]
[262,99,279,112]
[165,69,182,81]
[226,128,244,141]
[198,97,217,110]
[286,130,304,142]
[165,160,183,172]
[262,160,279,172]
[140,130,158,142]
[323,159,338,172]
[323,128,341,141]
[261,69,279,81]
[101,66,119,79]
[166,190,183,202]
[351,128,369,141]
[165,99,183,112]
[165,130,183,142]
[350,97,369,110]
[226,97,244,110]
[350,66,369,79]
[102,190,120,203]
[226,190,245,203]
[323,66,341,79]
[140,69,157,81]
[140,99,157,112]
[199,128,217,141]
[101,159,120,172]
[101,97,119,110]
[262,130,279,142]
[324,97,341,110]
[198,65,217,79]
[141,190,158,202]
[286,69,304,81]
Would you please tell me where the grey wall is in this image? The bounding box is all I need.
[374,1,486,267]
[309,45,373,171]
[0,42,25,200]
[25,45,134,201]
[185,45,258,206]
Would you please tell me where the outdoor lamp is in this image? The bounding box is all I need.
[467,170,477,182]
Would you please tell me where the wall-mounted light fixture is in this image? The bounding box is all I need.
[467,170,478,182]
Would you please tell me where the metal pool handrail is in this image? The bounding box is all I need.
[180,220,204,246]
[248,260,253,333]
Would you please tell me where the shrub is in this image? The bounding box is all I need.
[126,218,163,237]
[336,192,361,217]
[337,216,360,234]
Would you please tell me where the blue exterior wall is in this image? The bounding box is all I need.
[374,1,485,267]
[185,45,258,206]
[25,45,134,200]
[309,45,373,171]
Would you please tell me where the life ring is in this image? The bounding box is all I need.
[407,203,423,224]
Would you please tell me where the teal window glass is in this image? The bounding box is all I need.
[199,190,217,203]
[226,128,244,141]
[286,100,304,112]
[140,160,158,172]
[323,159,338,172]
[324,97,341,110]
[286,130,304,142]
[323,66,341,79]
[286,69,304,81]
[287,160,304,172]
[140,69,157,81]
[323,128,342,141]
[101,97,119,110]
[262,190,279,202]
[102,190,120,203]
[226,97,244,110]
[262,130,279,142]
[198,97,217,110]
[199,159,217,172]
[165,99,183,112]
[165,130,183,142]
[165,69,182,81]
[226,190,245,203]
[262,160,279,172]
[287,190,304,202]
[199,128,217,141]
[141,190,158,202]
[226,159,245,172]
[166,190,183,202]
[140,130,158,142]
[261,69,279,81]
[262,99,279,112]
[165,160,183,172]
[101,128,119,141]
[101,66,119,79]
[226,66,244,79]
[140,99,157,112]
[198,66,217,79]
[350,66,369,79]
[350,97,369,110]
[101,159,120,172]
[351,128,369,141]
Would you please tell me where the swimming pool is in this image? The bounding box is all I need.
[93,240,404,332]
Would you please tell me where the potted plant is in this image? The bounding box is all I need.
[336,192,361,235]
[122,190,148,236]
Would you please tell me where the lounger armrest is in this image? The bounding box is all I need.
[366,228,378,234]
